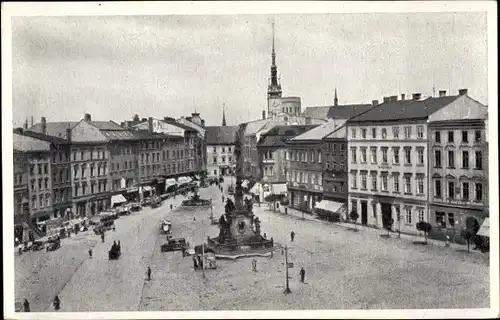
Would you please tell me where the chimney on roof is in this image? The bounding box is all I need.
[84,113,91,122]
[148,117,153,133]
[31,116,34,127]
[24,118,28,130]
[262,110,266,120]
[401,94,406,101]
[372,100,378,106]
[439,90,447,97]
[142,118,147,122]
[390,95,398,101]
[41,117,47,134]
[458,88,468,96]
[66,128,72,142]
[412,93,422,100]
[383,96,390,103]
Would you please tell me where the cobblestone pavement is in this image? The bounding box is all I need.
[15,179,490,311]
[139,180,489,310]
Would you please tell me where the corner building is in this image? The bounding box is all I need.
[347,90,480,234]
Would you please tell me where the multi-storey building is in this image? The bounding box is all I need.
[19,129,73,220]
[427,92,488,232]
[177,112,207,173]
[13,132,54,225]
[321,121,348,207]
[205,126,238,177]
[255,125,317,201]
[347,89,484,234]
[286,121,341,213]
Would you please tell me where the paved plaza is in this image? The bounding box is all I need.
[15,180,489,311]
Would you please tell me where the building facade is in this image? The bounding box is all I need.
[256,125,317,201]
[427,102,488,232]
[286,121,341,212]
[347,90,485,235]
[322,123,348,204]
[205,126,238,177]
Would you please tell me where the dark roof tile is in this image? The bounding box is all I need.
[205,126,239,145]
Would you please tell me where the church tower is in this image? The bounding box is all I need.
[222,103,227,126]
[334,88,338,107]
[267,22,282,119]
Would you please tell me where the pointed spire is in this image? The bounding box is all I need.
[334,88,338,106]
[222,103,227,126]
[272,22,276,66]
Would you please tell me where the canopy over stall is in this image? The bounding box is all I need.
[111,194,128,207]
[177,176,193,184]
[315,200,347,217]
[476,218,490,237]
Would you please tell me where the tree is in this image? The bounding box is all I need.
[461,217,480,252]
[416,221,432,244]
[349,210,359,230]
[132,114,140,122]
[383,217,394,237]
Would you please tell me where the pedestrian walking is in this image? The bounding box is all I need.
[222,195,225,203]
[101,232,105,243]
[117,241,121,251]
[193,256,198,270]
[53,296,60,310]
[252,259,257,272]
[170,204,173,210]
[23,299,30,312]
[88,248,92,258]
[299,267,306,283]
[146,266,152,281]
[290,231,295,242]
[264,233,267,239]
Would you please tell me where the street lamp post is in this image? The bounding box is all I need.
[284,245,291,294]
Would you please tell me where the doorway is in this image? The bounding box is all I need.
[361,201,368,225]
[381,203,392,228]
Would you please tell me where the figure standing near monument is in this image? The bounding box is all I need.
[290,231,295,242]
[300,267,306,283]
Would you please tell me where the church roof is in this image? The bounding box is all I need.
[205,126,239,145]
[302,106,331,119]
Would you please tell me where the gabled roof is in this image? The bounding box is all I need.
[323,121,348,140]
[205,126,239,145]
[29,122,78,138]
[14,129,70,145]
[257,125,318,148]
[13,133,52,152]
[290,120,346,142]
[326,104,374,119]
[302,106,331,119]
[348,96,460,123]
[89,121,124,131]
[161,118,197,132]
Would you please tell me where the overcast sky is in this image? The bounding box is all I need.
[11,12,487,127]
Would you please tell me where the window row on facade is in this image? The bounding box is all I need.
[433,149,483,170]
[433,129,483,144]
[350,171,425,195]
[350,146,425,166]
[212,146,232,153]
[74,180,109,197]
[289,170,323,186]
[73,162,108,179]
[31,193,52,210]
[432,178,484,201]
[351,125,425,140]
[29,163,50,176]
[72,148,108,162]
[287,149,322,163]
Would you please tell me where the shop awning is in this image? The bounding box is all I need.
[166,178,177,186]
[476,218,490,237]
[270,183,287,195]
[315,200,346,214]
[177,176,192,184]
[127,187,139,193]
[250,183,261,194]
[111,194,127,206]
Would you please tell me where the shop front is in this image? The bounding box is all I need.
[288,187,322,214]
[164,178,178,194]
